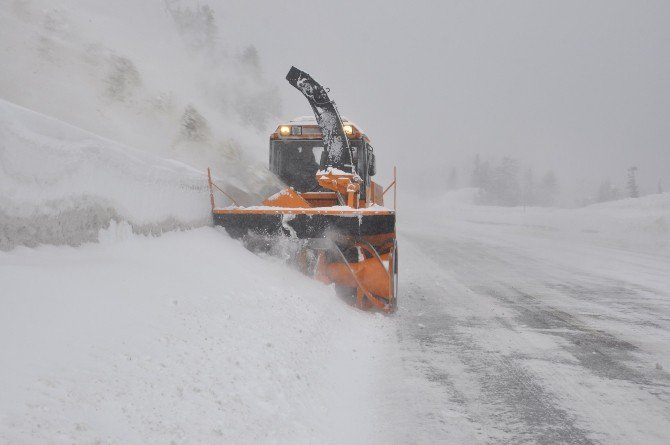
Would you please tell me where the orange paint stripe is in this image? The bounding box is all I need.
[213,208,394,216]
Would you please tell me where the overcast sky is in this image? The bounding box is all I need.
[216,0,669,202]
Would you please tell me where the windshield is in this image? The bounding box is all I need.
[270,139,363,192]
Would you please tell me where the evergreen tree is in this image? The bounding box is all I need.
[167,2,218,51]
[105,56,141,101]
[471,156,563,206]
[239,45,262,80]
[521,168,535,206]
[538,170,559,206]
[488,157,520,206]
[596,179,621,202]
[448,167,459,190]
[180,105,211,142]
[626,166,639,198]
[471,155,484,187]
[471,155,491,205]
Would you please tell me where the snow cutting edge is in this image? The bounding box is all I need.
[208,66,398,312]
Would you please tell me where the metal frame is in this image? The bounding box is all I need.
[382,166,397,210]
[207,168,239,210]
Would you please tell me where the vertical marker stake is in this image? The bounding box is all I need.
[394,166,397,211]
[207,167,215,211]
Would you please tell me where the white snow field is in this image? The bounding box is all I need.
[0,98,396,443]
[0,227,396,444]
[2,3,670,441]
[386,190,670,443]
[2,94,670,443]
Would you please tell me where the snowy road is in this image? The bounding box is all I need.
[384,210,670,444]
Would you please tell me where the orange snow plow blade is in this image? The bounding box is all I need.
[322,242,397,311]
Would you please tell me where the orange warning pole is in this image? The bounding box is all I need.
[207,167,215,211]
[393,166,397,211]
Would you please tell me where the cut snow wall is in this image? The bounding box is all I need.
[0,99,213,250]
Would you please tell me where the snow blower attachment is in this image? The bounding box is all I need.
[209,66,397,312]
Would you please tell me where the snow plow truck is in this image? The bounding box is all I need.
[208,67,397,312]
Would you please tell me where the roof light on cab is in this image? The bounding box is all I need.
[279,125,291,136]
[343,124,353,135]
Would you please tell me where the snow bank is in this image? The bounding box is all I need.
[401,189,670,253]
[0,1,293,249]
[0,99,213,250]
[0,227,394,443]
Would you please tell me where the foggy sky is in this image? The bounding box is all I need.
[216,0,669,203]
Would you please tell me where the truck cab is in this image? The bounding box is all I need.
[269,116,380,204]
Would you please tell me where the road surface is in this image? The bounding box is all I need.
[380,212,670,444]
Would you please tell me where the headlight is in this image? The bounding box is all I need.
[343,125,353,135]
[279,125,291,136]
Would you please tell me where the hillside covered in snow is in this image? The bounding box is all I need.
[3,2,670,444]
[2,1,282,187]
[0,0,287,249]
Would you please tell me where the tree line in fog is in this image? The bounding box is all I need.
[441,156,663,207]
[469,155,559,207]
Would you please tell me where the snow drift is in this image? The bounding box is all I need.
[0,225,395,443]
[0,98,214,250]
[403,187,670,254]
[0,1,285,247]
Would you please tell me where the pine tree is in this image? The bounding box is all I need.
[489,157,520,206]
[522,168,535,206]
[180,105,211,142]
[538,170,559,206]
[105,55,141,101]
[471,155,491,204]
[596,181,610,203]
[448,167,459,190]
[471,155,483,187]
[167,2,218,50]
[626,166,639,198]
[596,179,621,202]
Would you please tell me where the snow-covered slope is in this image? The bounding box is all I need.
[0,98,213,250]
[0,0,283,201]
[1,0,291,250]
[0,59,396,442]
[0,34,397,438]
[0,225,395,443]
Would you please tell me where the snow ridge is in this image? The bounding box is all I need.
[0,98,211,250]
